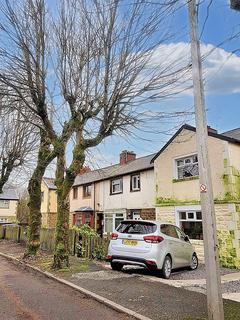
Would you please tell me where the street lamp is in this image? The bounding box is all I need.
[231,0,240,10]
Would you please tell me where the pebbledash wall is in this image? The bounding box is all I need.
[153,126,240,268]
[41,180,57,229]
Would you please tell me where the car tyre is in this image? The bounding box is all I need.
[160,256,172,279]
[189,253,198,270]
[111,262,122,271]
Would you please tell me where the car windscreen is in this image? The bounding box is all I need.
[116,221,157,234]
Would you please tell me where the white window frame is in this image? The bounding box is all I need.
[0,200,10,209]
[174,153,199,179]
[110,178,123,194]
[131,174,140,191]
[175,205,202,240]
[104,212,125,233]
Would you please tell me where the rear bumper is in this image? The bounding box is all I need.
[107,255,158,270]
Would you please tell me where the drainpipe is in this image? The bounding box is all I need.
[93,182,96,231]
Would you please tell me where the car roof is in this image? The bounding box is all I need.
[120,219,172,225]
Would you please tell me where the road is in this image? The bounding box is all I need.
[0,258,131,320]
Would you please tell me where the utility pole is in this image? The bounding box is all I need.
[187,1,224,319]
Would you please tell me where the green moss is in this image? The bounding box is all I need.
[172,176,199,183]
[217,230,240,268]
[156,197,200,206]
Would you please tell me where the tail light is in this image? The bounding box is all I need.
[111,233,118,240]
[106,255,112,261]
[143,235,164,243]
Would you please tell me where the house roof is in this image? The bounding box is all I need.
[0,189,19,201]
[151,124,240,163]
[223,128,240,140]
[73,153,155,187]
[43,177,57,190]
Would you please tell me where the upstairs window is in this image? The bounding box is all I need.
[130,174,140,191]
[0,200,9,209]
[73,187,78,199]
[176,154,199,179]
[83,184,91,198]
[110,178,123,195]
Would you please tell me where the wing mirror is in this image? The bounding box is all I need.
[184,235,190,242]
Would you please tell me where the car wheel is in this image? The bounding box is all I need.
[111,262,122,271]
[161,256,172,279]
[189,253,198,270]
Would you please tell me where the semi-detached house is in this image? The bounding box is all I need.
[70,150,156,234]
[152,124,240,268]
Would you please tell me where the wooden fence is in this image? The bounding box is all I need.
[0,225,110,259]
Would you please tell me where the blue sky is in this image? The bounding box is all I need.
[84,0,240,169]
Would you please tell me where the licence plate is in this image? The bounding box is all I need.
[123,239,138,246]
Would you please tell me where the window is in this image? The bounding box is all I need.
[104,213,125,233]
[0,200,9,209]
[73,187,78,199]
[176,154,199,179]
[161,224,178,238]
[110,178,123,194]
[132,211,141,220]
[41,192,44,202]
[178,211,203,240]
[117,221,157,234]
[130,174,140,191]
[83,184,91,198]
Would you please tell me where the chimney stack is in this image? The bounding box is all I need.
[120,150,136,165]
[207,126,218,134]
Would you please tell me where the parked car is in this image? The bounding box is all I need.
[107,220,198,279]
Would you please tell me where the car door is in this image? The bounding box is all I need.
[175,226,192,266]
[160,224,182,268]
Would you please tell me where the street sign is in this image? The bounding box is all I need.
[200,184,207,193]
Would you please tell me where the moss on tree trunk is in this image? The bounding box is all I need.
[26,132,55,257]
[53,143,85,269]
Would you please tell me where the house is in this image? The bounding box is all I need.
[41,177,57,228]
[70,150,156,234]
[0,189,19,223]
[152,124,240,268]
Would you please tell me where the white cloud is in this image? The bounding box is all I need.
[149,42,240,96]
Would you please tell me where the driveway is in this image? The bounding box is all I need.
[0,258,131,320]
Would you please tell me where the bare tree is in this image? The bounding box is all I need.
[0,0,190,267]
[0,107,38,193]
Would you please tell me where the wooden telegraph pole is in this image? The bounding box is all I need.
[187,1,224,319]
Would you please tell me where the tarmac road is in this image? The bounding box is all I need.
[0,258,132,320]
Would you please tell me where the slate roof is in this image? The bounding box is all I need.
[151,124,240,163]
[43,177,57,190]
[223,128,240,140]
[74,206,94,212]
[73,153,155,187]
[0,189,19,200]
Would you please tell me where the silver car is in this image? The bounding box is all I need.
[107,220,198,279]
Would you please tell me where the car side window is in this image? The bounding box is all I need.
[161,224,178,239]
[175,227,186,241]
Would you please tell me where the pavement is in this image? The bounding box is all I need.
[0,258,132,320]
[1,240,240,320]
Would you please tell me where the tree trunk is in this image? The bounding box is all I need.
[53,143,85,269]
[26,132,55,257]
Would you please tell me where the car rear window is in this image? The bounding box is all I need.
[116,221,157,234]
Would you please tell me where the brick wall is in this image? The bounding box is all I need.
[140,208,156,220]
